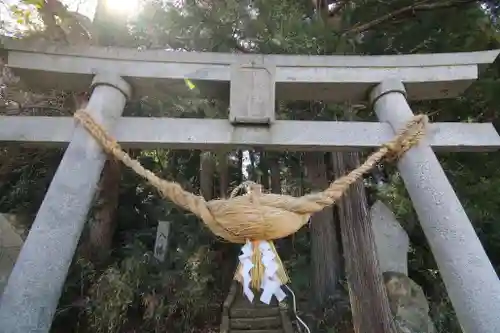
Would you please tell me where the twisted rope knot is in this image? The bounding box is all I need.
[74,110,428,243]
[382,114,428,161]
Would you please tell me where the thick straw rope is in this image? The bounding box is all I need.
[229,183,290,289]
[74,110,428,243]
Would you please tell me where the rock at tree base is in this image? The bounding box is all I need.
[370,201,436,333]
[384,271,436,333]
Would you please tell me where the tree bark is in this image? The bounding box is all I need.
[217,151,239,288]
[304,152,341,307]
[269,154,293,257]
[89,159,121,261]
[332,151,397,333]
[217,151,229,198]
[200,152,215,201]
[289,154,304,197]
[92,0,131,46]
[259,151,270,190]
[37,0,69,42]
[249,150,257,182]
[237,150,244,184]
[269,154,281,194]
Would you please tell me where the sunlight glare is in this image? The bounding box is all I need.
[105,0,140,17]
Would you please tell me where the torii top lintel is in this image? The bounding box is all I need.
[1,37,499,102]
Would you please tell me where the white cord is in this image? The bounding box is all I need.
[283,284,311,333]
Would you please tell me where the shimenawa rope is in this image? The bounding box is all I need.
[73,109,427,244]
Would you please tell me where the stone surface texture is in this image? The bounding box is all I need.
[371,79,500,333]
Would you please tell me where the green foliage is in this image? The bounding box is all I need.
[87,252,149,333]
[3,1,500,333]
[0,148,63,214]
[3,0,44,32]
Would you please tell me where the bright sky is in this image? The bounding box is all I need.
[0,0,143,34]
[65,0,98,18]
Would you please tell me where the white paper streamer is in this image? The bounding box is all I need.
[259,241,287,304]
[238,240,254,302]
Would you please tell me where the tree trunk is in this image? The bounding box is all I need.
[269,155,281,194]
[89,159,121,261]
[289,154,303,197]
[269,154,292,258]
[237,150,244,183]
[249,150,257,182]
[331,151,397,333]
[217,151,229,198]
[259,151,270,190]
[92,0,131,46]
[304,152,341,307]
[217,151,239,288]
[200,152,215,201]
[37,0,68,42]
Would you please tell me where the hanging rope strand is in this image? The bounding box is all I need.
[74,109,428,243]
[74,110,216,224]
[295,114,427,214]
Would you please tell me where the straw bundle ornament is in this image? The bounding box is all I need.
[228,182,290,303]
[73,110,428,303]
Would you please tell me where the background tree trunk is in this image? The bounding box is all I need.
[89,159,121,261]
[269,153,292,258]
[237,150,244,184]
[200,152,215,201]
[217,151,229,198]
[332,151,397,333]
[304,152,341,307]
[269,154,281,194]
[218,152,239,289]
[259,151,270,190]
[92,0,131,47]
[249,151,257,182]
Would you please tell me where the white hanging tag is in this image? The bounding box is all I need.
[238,240,254,302]
[258,241,287,304]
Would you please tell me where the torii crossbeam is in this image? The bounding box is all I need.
[0,38,500,333]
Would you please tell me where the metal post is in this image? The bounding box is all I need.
[0,74,131,333]
[370,79,500,333]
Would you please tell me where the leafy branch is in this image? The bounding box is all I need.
[344,0,479,34]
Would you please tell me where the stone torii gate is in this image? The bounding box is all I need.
[1,38,500,333]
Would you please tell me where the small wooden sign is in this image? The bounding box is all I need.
[153,220,171,262]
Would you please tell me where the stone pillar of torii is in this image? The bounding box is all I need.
[0,38,499,333]
[371,79,500,333]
